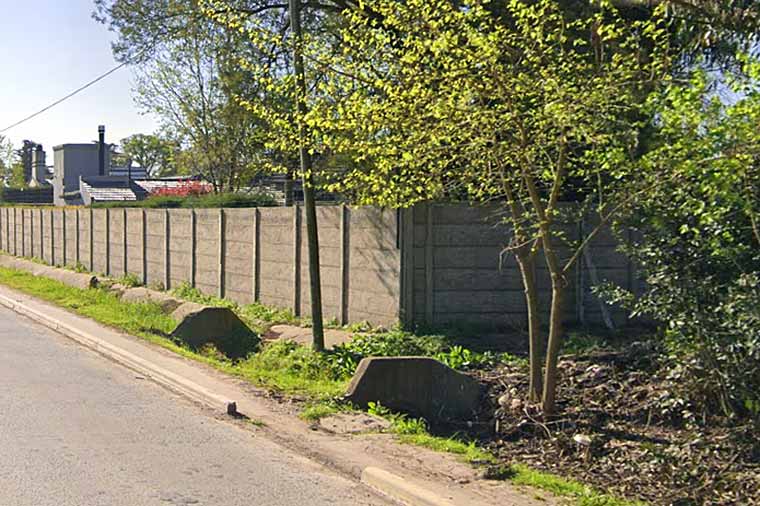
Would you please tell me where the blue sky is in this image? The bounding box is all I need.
[0,0,157,154]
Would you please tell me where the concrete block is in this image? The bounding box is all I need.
[344,357,482,421]
[170,303,259,359]
[0,255,97,290]
[121,287,183,313]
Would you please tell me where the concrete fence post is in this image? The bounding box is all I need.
[49,209,54,265]
[424,203,434,326]
[75,209,80,266]
[190,209,196,288]
[13,207,18,256]
[61,210,67,266]
[141,209,147,285]
[89,208,94,272]
[252,208,260,302]
[21,208,27,257]
[123,208,128,276]
[30,209,35,258]
[105,208,110,275]
[293,204,301,316]
[0,206,4,252]
[164,209,170,289]
[218,209,225,298]
[39,209,44,261]
[399,206,416,328]
[339,205,349,325]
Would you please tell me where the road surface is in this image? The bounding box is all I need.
[0,305,390,506]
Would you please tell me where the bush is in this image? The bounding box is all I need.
[601,68,760,420]
[93,191,276,209]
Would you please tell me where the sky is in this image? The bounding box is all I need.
[0,0,157,156]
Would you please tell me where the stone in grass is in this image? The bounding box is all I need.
[170,303,259,360]
[344,357,482,422]
[121,287,183,313]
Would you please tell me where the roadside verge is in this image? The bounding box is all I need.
[0,282,546,506]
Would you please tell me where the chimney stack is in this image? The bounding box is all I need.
[98,125,106,176]
[30,145,47,187]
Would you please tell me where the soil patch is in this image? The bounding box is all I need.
[465,342,759,505]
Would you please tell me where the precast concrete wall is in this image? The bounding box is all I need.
[0,203,637,331]
[0,205,403,327]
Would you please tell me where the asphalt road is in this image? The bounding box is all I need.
[0,306,390,506]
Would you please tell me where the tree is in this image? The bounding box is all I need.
[120,133,177,177]
[289,0,670,414]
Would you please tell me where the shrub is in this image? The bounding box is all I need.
[601,67,760,419]
[93,191,276,209]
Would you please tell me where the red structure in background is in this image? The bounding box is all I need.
[149,181,212,197]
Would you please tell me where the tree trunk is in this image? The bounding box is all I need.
[541,280,565,416]
[516,253,542,401]
[289,0,325,351]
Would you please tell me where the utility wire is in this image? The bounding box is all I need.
[0,61,129,134]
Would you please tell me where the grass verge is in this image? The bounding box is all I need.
[0,264,640,506]
[508,464,645,506]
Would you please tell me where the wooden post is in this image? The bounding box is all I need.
[190,210,196,288]
[218,209,225,298]
[0,207,4,252]
[424,203,434,325]
[89,208,94,271]
[339,205,349,325]
[123,208,128,276]
[164,209,170,290]
[141,209,147,285]
[252,208,260,302]
[105,208,110,275]
[293,204,301,316]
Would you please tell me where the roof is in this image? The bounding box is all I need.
[79,176,198,202]
[53,143,98,151]
[109,166,149,179]
[80,176,149,202]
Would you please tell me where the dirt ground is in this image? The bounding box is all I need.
[464,341,760,505]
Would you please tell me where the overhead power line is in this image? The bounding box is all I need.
[0,61,129,134]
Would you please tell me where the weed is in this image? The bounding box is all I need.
[299,400,352,421]
[116,273,143,288]
[366,402,495,464]
[509,464,645,506]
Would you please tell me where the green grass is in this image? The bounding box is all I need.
[299,400,351,421]
[0,266,176,340]
[171,282,298,332]
[509,464,645,506]
[0,264,639,506]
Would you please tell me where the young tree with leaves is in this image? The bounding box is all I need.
[295,0,670,414]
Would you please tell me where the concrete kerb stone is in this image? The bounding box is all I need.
[345,357,482,422]
[121,287,184,313]
[0,288,468,506]
[0,254,97,290]
[0,290,235,415]
[362,467,458,506]
[0,284,524,506]
[170,304,260,360]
